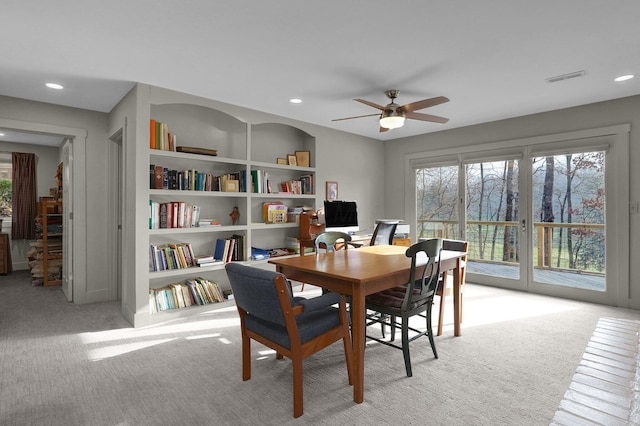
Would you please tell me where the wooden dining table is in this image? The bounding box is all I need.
[268,244,467,404]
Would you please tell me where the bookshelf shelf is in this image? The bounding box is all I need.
[148,225,247,235]
[149,263,227,278]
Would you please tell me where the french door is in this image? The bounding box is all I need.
[413,129,627,305]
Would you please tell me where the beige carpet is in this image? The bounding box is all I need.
[2,269,640,425]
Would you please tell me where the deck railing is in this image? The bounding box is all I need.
[417,219,605,275]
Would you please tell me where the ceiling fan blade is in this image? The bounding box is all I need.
[406,111,449,124]
[401,96,449,113]
[379,126,389,133]
[332,113,381,122]
[354,98,386,110]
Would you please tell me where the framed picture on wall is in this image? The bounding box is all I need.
[326,181,338,200]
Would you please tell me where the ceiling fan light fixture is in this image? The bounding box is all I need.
[379,110,405,129]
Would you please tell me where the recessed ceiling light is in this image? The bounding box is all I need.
[614,74,634,82]
[289,98,302,104]
[45,82,64,90]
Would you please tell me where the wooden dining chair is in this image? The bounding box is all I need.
[365,238,443,377]
[225,263,353,418]
[436,239,468,336]
[298,231,353,292]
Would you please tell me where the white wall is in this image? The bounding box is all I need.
[383,94,640,308]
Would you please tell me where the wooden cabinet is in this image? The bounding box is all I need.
[39,201,63,286]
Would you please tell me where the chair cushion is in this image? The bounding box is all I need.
[366,286,429,311]
[245,306,341,349]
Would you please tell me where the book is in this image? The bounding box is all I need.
[214,239,226,261]
[176,146,218,156]
[193,254,214,264]
[154,165,163,189]
[149,119,156,149]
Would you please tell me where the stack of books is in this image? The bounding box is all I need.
[192,254,223,267]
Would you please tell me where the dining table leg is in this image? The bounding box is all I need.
[453,259,462,337]
[350,285,365,403]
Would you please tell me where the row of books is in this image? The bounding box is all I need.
[150,242,198,272]
[251,170,313,194]
[150,119,177,151]
[149,201,202,229]
[214,235,246,262]
[280,175,313,194]
[150,164,247,192]
[149,277,225,313]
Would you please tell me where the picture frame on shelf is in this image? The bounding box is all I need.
[287,154,297,166]
[326,181,338,200]
[277,158,287,165]
[295,151,310,167]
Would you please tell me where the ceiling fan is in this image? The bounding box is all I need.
[332,90,449,132]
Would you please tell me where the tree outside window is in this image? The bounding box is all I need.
[0,161,12,217]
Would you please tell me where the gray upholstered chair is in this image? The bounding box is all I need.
[225,263,353,418]
[365,238,443,377]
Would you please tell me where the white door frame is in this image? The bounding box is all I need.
[61,138,73,301]
[0,118,87,303]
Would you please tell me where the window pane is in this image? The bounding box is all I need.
[531,151,605,290]
[0,161,11,217]
[465,159,520,279]
[415,165,459,239]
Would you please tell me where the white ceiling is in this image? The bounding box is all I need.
[1,0,639,142]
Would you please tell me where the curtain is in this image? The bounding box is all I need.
[12,152,37,239]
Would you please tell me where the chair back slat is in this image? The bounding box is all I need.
[442,239,468,253]
[315,231,352,252]
[404,238,442,310]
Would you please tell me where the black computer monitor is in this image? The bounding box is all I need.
[323,200,359,234]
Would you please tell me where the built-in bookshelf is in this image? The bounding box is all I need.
[38,200,63,286]
[140,95,317,325]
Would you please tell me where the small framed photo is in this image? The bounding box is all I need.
[295,151,310,167]
[287,154,297,166]
[224,180,239,192]
[277,158,287,165]
[326,181,338,200]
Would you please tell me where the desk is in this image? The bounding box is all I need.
[269,244,466,404]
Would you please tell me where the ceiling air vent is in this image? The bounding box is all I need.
[546,70,588,83]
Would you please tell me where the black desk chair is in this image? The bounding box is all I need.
[365,238,443,377]
[225,263,353,418]
[369,220,399,246]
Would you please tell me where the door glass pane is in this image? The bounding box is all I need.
[415,166,459,239]
[531,152,605,290]
[465,160,520,279]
